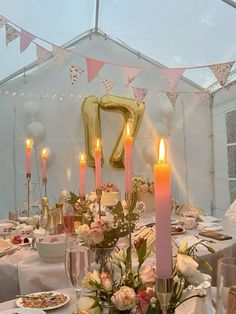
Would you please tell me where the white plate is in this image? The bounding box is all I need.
[0,308,46,314]
[16,292,70,311]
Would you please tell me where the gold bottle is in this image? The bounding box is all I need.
[55,202,64,234]
[41,197,49,229]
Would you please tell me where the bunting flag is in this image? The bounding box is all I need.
[20,30,36,53]
[196,91,210,104]
[166,91,179,109]
[210,62,234,87]
[5,23,19,45]
[0,16,6,28]
[86,57,105,83]
[36,44,52,64]
[132,87,148,103]
[123,67,141,86]
[100,78,116,94]
[53,45,66,67]
[69,65,84,84]
[162,68,185,91]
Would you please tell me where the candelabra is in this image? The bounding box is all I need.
[156,277,173,314]
[43,178,47,197]
[125,192,136,272]
[26,173,31,218]
[96,188,102,218]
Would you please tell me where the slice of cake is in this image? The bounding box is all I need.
[100,183,120,207]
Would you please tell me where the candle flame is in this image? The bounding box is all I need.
[41,148,49,158]
[96,138,100,148]
[159,138,166,163]
[126,124,131,136]
[25,138,33,149]
[80,153,85,162]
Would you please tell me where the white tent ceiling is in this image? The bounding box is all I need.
[0,0,236,89]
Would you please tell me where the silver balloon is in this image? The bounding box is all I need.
[26,121,46,145]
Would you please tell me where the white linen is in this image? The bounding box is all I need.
[173,235,209,251]
[197,222,224,232]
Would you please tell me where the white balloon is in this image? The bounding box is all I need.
[155,121,169,136]
[26,121,46,145]
[23,101,40,120]
[143,144,157,166]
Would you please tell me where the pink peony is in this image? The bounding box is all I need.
[90,219,107,232]
[140,264,156,287]
[111,286,136,311]
[137,287,154,314]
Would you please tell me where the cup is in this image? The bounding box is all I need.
[180,216,197,230]
[8,210,18,221]
[216,257,236,314]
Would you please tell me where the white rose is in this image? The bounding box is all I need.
[176,254,199,278]
[77,296,101,314]
[140,264,156,287]
[111,286,136,311]
[75,224,90,238]
[88,228,104,245]
[89,194,98,202]
[83,270,101,290]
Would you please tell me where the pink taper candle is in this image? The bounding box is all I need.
[41,148,48,180]
[95,139,102,189]
[154,138,172,279]
[25,139,33,175]
[80,153,86,196]
[124,124,133,193]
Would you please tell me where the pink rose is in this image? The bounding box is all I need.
[111,286,136,311]
[101,272,112,291]
[88,227,104,245]
[140,264,156,287]
[91,219,107,232]
[137,287,154,313]
[140,184,149,193]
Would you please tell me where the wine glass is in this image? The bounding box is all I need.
[216,257,236,314]
[65,234,90,314]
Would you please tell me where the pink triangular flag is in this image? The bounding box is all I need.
[210,62,234,87]
[53,45,66,67]
[132,87,148,103]
[100,77,116,94]
[20,30,36,53]
[196,91,209,104]
[0,16,6,28]
[166,91,179,109]
[123,67,141,86]
[36,44,52,64]
[5,23,19,45]
[162,68,185,91]
[86,57,105,83]
[69,65,84,84]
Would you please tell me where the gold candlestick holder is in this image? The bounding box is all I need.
[156,277,173,314]
[43,178,47,197]
[26,173,31,218]
[125,192,136,272]
[96,188,102,218]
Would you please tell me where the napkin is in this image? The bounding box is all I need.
[197,222,223,232]
[173,236,208,251]
[0,238,13,251]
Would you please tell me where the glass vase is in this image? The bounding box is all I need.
[91,246,115,272]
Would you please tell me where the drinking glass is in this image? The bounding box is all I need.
[216,257,236,314]
[65,234,90,314]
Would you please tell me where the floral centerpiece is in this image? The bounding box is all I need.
[77,238,214,314]
[132,176,155,212]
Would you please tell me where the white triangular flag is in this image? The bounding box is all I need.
[69,65,84,84]
[53,45,66,67]
[36,45,52,64]
[166,91,179,109]
[5,23,19,45]
[100,77,116,94]
[210,62,234,86]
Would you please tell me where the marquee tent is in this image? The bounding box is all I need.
[0,0,236,219]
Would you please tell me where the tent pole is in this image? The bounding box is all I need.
[209,95,215,216]
[95,0,100,32]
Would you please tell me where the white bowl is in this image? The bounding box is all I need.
[35,235,67,263]
[0,222,14,235]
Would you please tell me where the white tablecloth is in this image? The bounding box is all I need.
[0,218,235,303]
